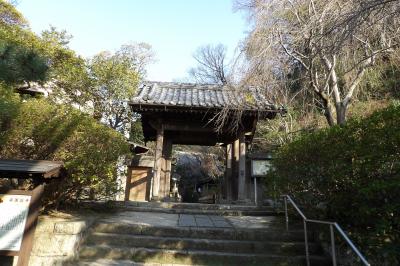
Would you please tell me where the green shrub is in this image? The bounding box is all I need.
[267,103,400,264]
[0,95,130,207]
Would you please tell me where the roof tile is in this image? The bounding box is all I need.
[130,82,275,111]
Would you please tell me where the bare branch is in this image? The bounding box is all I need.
[235,0,400,125]
[189,44,230,85]
[278,32,310,70]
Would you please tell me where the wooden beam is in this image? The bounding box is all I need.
[238,132,247,201]
[141,112,258,144]
[163,123,214,132]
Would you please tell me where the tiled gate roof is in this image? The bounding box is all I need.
[130,82,276,111]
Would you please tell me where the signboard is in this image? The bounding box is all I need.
[0,194,31,252]
[0,159,61,266]
[251,159,271,177]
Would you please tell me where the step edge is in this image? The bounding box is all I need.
[80,244,327,259]
[88,231,318,246]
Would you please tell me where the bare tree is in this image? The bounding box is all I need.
[189,44,230,85]
[237,0,400,125]
[117,42,156,78]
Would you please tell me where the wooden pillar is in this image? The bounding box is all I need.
[152,124,164,200]
[159,154,166,198]
[162,139,173,199]
[238,132,247,201]
[233,138,240,201]
[225,144,233,201]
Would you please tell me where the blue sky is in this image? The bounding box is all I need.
[16,0,248,81]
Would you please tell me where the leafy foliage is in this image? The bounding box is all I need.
[47,41,151,134]
[0,3,145,208]
[0,1,49,85]
[0,94,130,207]
[87,50,140,132]
[0,2,149,136]
[0,40,49,84]
[267,103,400,264]
[0,0,26,27]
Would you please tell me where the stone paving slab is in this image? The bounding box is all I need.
[193,214,208,219]
[211,220,231,228]
[177,214,196,227]
[177,214,232,228]
[209,215,225,222]
[194,216,213,227]
[226,215,278,229]
[99,211,278,230]
[101,211,178,227]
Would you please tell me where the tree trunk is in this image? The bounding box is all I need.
[321,98,336,126]
[336,102,347,126]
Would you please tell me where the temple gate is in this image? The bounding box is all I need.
[129,82,280,203]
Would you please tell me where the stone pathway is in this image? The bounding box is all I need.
[226,215,277,229]
[104,211,178,227]
[74,207,329,266]
[178,214,231,228]
[98,211,278,230]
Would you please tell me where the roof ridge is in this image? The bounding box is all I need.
[141,82,266,92]
[131,82,275,111]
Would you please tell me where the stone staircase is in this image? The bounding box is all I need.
[82,201,278,216]
[74,203,330,266]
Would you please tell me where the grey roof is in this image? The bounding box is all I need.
[130,82,276,111]
[0,160,64,179]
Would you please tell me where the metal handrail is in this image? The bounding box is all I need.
[282,195,370,266]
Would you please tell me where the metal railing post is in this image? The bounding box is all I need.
[282,195,369,266]
[330,224,337,266]
[334,224,370,266]
[304,219,310,266]
[284,196,289,231]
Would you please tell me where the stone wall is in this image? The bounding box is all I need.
[24,213,95,266]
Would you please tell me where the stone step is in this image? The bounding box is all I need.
[124,201,273,210]
[80,201,279,216]
[121,206,278,216]
[92,223,313,242]
[79,245,330,266]
[86,232,321,255]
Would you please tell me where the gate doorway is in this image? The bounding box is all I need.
[129,82,282,204]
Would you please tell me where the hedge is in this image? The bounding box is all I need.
[0,93,130,208]
[267,103,400,264]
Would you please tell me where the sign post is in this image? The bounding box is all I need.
[0,193,32,252]
[250,157,272,205]
[0,185,44,266]
[0,160,63,266]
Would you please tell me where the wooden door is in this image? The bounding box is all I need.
[125,167,151,201]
